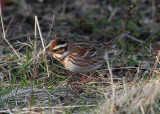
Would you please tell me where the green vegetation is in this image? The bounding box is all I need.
[0,0,160,113]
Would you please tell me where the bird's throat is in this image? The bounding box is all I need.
[53,51,69,61]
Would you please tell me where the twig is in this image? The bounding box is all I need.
[5,13,15,35]
[35,16,50,77]
[34,16,37,60]
[46,15,55,40]
[44,88,56,99]
[35,16,37,38]
[149,51,160,77]
[7,109,13,114]
[108,8,118,22]
[152,0,156,19]
[126,34,143,43]
[106,55,115,114]
[0,2,21,61]
[23,105,96,109]
[35,16,45,53]
[124,4,136,31]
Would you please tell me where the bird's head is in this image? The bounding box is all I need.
[49,38,69,60]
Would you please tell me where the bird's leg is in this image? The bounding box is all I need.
[81,72,87,81]
[80,72,95,83]
[71,73,87,84]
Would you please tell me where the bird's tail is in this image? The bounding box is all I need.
[109,31,129,45]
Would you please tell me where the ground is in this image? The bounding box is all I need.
[0,0,160,113]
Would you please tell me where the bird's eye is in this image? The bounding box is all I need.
[59,40,67,44]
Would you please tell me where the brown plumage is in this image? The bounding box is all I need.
[49,31,128,73]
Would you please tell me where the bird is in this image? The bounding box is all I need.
[49,31,128,83]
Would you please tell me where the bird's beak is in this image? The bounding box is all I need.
[49,51,52,55]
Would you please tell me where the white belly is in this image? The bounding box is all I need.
[63,56,104,73]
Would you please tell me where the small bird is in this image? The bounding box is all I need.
[49,31,128,82]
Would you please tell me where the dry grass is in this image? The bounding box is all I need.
[95,76,160,113]
[1,0,160,113]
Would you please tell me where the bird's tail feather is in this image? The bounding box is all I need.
[110,31,129,45]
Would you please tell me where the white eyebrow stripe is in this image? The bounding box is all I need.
[53,43,67,50]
